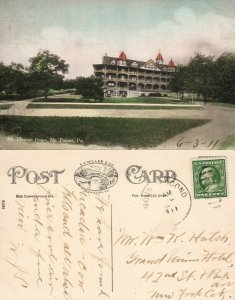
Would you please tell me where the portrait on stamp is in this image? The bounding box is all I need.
[199,166,221,193]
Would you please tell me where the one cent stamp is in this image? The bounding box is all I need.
[74,160,118,192]
[192,159,227,199]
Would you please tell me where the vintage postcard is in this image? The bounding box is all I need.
[0,150,235,299]
[0,0,234,150]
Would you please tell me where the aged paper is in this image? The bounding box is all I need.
[0,1,235,150]
[0,150,234,300]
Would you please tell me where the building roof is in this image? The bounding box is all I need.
[118,51,127,60]
[156,51,164,61]
[102,55,168,68]
[168,58,175,67]
[102,55,147,67]
[94,53,176,72]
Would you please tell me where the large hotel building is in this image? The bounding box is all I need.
[93,51,177,97]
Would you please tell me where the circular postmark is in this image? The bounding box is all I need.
[74,161,118,193]
[140,177,192,225]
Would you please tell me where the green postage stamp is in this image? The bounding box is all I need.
[192,159,227,199]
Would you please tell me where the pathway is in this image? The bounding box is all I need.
[1,100,206,119]
[156,104,235,149]
[0,100,234,149]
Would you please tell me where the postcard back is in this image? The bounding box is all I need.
[0,150,234,300]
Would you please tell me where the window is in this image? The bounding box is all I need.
[131,61,138,67]
[117,60,127,66]
[111,60,116,65]
[147,64,154,69]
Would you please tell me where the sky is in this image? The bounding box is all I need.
[0,0,235,77]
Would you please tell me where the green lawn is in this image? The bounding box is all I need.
[213,102,235,109]
[33,96,84,103]
[33,96,191,104]
[103,97,189,104]
[0,116,209,148]
[0,104,13,110]
[27,103,201,110]
[219,134,235,149]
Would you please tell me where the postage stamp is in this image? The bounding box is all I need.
[192,159,227,199]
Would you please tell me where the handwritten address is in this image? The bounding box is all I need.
[114,228,234,299]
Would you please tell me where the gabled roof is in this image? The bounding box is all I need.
[141,59,162,71]
[143,59,156,66]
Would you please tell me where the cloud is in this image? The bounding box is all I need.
[0,6,235,77]
[174,6,197,24]
[130,7,235,65]
[45,7,235,76]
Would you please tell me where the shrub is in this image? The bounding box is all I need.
[148,93,162,97]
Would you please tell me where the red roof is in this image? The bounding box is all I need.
[156,52,164,61]
[168,58,175,67]
[119,51,127,60]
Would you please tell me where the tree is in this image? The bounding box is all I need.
[63,78,77,90]
[8,63,28,97]
[0,62,11,96]
[186,54,215,101]
[169,65,188,99]
[75,77,104,100]
[28,50,69,99]
[0,62,30,99]
[214,53,235,103]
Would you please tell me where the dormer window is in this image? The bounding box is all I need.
[131,61,138,67]
[117,60,127,66]
[111,59,116,65]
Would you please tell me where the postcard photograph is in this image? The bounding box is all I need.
[0,0,234,150]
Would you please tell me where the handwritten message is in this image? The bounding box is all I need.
[4,185,112,299]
